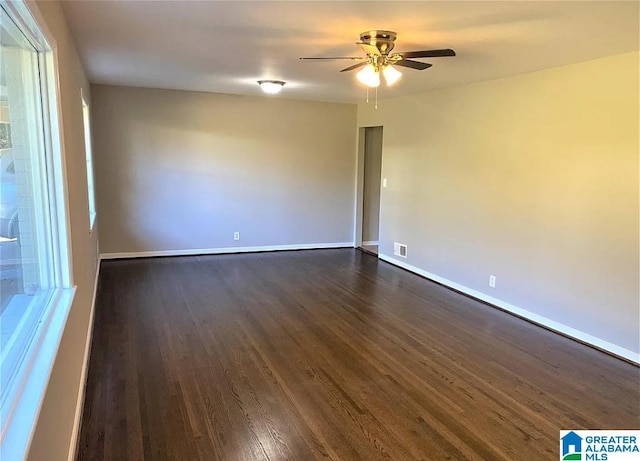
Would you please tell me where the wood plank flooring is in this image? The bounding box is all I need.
[77,249,639,461]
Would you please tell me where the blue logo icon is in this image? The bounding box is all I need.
[561,431,583,460]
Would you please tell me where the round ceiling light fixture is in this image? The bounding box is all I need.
[257,80,286,94]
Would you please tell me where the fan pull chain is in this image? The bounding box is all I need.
[366,87,369,103]
[375,86,378,110]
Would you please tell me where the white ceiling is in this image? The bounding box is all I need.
[61,1,639,103]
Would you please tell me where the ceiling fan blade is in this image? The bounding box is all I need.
[340,62,366,73]
[299,57,362,60]
[398,49,456,59]
[394,60,433,70]
[357,42,380,56]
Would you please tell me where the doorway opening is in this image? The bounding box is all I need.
[357,126,383,256]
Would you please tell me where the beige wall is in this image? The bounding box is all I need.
[358,51,639,355]
[362,126,383,242]
[91,85,357,255]
[27,2,100,460]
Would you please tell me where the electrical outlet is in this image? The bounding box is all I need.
[234,232,240,241]
[489,275,496,288]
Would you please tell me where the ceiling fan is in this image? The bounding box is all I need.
[300,30,456,88]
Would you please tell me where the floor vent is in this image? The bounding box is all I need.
[394,242,407,258]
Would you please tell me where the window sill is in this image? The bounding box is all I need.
[0,286,77,461]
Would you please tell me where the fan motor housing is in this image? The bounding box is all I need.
[359,30,397,54]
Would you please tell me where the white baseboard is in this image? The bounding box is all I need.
[67,262,101,461]
[378,253,639,364]
[362,241,379,246]
[100,242,355,260]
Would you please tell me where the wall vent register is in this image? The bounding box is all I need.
[394,242,407,258]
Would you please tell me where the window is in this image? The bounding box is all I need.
[81,91,96,229]
[0,2,74,459]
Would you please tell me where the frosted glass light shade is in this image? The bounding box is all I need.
[356,64,380,88]
[383,65,402,86]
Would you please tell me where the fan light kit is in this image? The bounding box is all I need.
[258,80,286,94]
[300,30,456,108]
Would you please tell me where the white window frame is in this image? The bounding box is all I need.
[81,89,96,231]
[0,1,76,460]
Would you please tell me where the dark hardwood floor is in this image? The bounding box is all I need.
[77,249,639,461]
